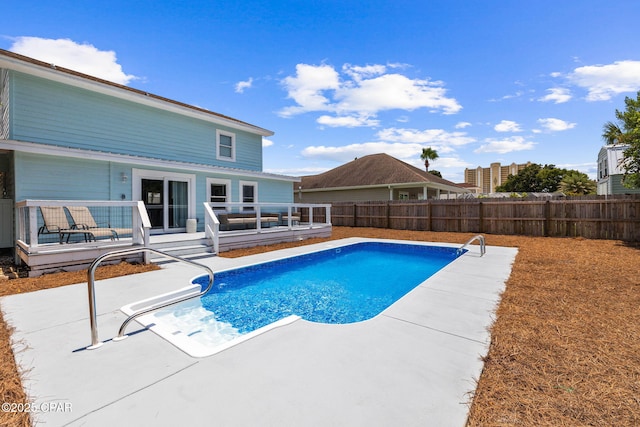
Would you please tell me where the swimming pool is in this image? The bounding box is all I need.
[123,241,465,357]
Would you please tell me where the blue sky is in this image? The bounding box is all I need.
[3,1,640,182]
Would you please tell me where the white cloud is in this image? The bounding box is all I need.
[567,60,640,101]
[557,162,598,180]
[235,77,253,93]
[301,141,427,163]
[317,115,380,128]
[489,91,524,102]
[342,63,387,81]
[9,36,138,85]
[279,63,341,117]
[334,73,461,114]
[432,156,472,168]
[475,136,535,154]
[539,87,572,103]
[300,126,476,164]
[279,63,461,124]
[455,121,472,129]
[537,118,576,132]
[262,138,273,147]
[494,120,522,133]
[375,127,476,153]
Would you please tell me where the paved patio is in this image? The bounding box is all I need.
[1,238,517,426]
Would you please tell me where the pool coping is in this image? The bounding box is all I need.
[1,237,518,426]
[122,240,466,358]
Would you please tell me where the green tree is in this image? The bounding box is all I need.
[497,164,569,193]
[420,147,439,171]
[602,91,640,188]
[428,170,442,178]
[560,171,596,195]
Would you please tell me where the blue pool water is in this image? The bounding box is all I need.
[192,242,463,335]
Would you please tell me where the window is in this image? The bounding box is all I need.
[216,130,236,161]
[210,184,226,203]
[239,181,257,211]
[242,185,254,203]
[206,178,231,210]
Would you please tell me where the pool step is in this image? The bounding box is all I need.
[148,236,214,263]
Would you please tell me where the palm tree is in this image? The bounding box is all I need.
[420,147,439,172]
[602,121,627,145]
[560,172,596,196]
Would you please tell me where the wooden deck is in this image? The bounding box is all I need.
[16,224,332,276]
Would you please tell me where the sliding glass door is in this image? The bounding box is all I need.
[168,180,188,229]
[141,179,164,229]
[135,170,194,233]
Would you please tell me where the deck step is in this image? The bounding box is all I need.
[150,252,215,264]
[148,237,214,263]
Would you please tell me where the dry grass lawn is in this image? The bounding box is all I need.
[1,227,639,426]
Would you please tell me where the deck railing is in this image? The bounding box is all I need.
[203,202,332,250]
[15,200,151,254]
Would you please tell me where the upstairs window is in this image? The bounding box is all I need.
[216,130,236,161]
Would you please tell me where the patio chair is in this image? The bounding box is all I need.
[66,206,132,240]
[38,206,107,244]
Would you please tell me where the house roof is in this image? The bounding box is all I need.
[0,49,273,137]
[300,153,466,192]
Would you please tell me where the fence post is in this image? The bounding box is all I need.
[478,201,483,233]
[427,200,432,231]
[352,203,357,227]
[544,200,550,237]
[386,201,390,228]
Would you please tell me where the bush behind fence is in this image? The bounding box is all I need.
[322,195,640,241]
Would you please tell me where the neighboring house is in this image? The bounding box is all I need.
[296,153,468,202]
[456,182,482,194]
[597,144,640,195]
[464,161,531,194]
[0,49,299,251]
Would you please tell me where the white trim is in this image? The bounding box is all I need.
[3,139,298,182]
[206,178,231,204]
[239,180,258,204]
[216,129,236,162]
[133,169,196,233]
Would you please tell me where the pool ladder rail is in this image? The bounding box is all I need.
[86,247,214,350]
[457,234,486,257]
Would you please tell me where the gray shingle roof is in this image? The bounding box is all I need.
[300,153,459,189]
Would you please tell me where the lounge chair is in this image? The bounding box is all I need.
[66,206,132,240]
[38,206,109,244]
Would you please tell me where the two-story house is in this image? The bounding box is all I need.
[597,145,640,195]
[0,49,330,274]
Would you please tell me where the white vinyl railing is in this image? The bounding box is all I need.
[203,202,332,250]
[15,200,151,253]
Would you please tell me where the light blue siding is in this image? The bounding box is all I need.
[15,152,294,231]
[14,152,111,200]
[258,180,297,203]
[11,72,262,171]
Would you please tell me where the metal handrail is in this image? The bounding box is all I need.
[457,234,486,257]
[86,247,214,349]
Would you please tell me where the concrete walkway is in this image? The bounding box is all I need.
[1,238,517,426]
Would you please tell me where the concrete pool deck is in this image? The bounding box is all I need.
[1,238,517,426]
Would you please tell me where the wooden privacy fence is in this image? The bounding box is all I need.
[323,196,640,241]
